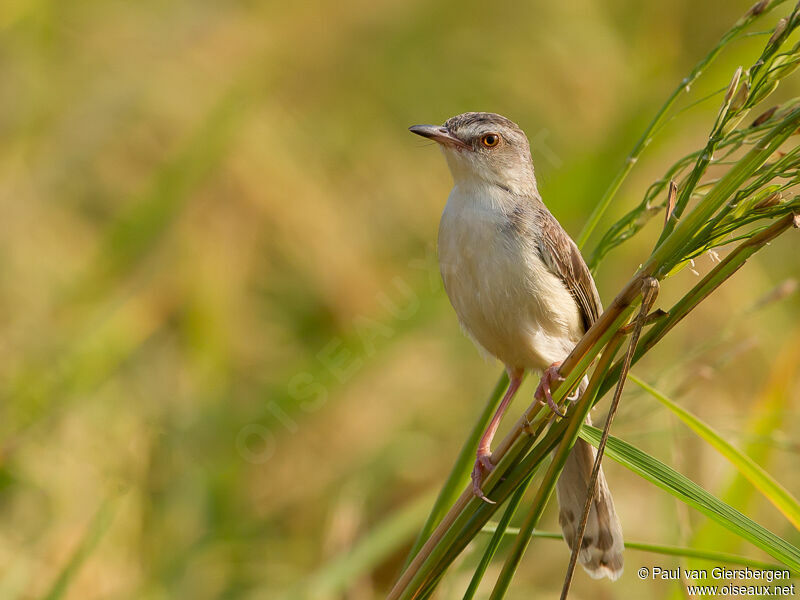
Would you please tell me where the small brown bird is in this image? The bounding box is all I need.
[410,112,623,580]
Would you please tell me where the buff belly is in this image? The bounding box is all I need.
[438,185,583,371]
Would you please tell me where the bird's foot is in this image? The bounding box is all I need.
[471,449,496,504]
[535,362,567,418]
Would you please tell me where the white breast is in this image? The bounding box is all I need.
[438,183,583,371]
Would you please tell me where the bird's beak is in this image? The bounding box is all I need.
[409,124,469,150]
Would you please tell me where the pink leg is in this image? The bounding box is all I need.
[472,368,525,503]
[535,361,567,417]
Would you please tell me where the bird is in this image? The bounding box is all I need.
[409,112,624,580]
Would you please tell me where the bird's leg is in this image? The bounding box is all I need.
[534,361,568,418]
[472,368,525,503]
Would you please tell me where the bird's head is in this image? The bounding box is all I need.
[409,112,537,195]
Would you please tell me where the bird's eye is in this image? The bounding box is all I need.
[481,134,500,148]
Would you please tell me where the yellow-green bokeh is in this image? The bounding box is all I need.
[0,0,798,598]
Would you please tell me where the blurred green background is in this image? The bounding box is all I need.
[1,0,799,598]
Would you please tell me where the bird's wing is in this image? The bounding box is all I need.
[535,208,602,332]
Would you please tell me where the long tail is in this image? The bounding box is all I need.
[555,414,624,580]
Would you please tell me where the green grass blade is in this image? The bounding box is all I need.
[630,373,800,531]
[487,337,621,600]
[690,341,800,563]
[463,472,535,600]
[579,425,800,571]
[403,373,509,566]
[480,526,794,573]
[395,430,560,600]
[577,0,789,250]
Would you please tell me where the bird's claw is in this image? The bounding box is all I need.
[535,362,567,418]
[471,450,496,504]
